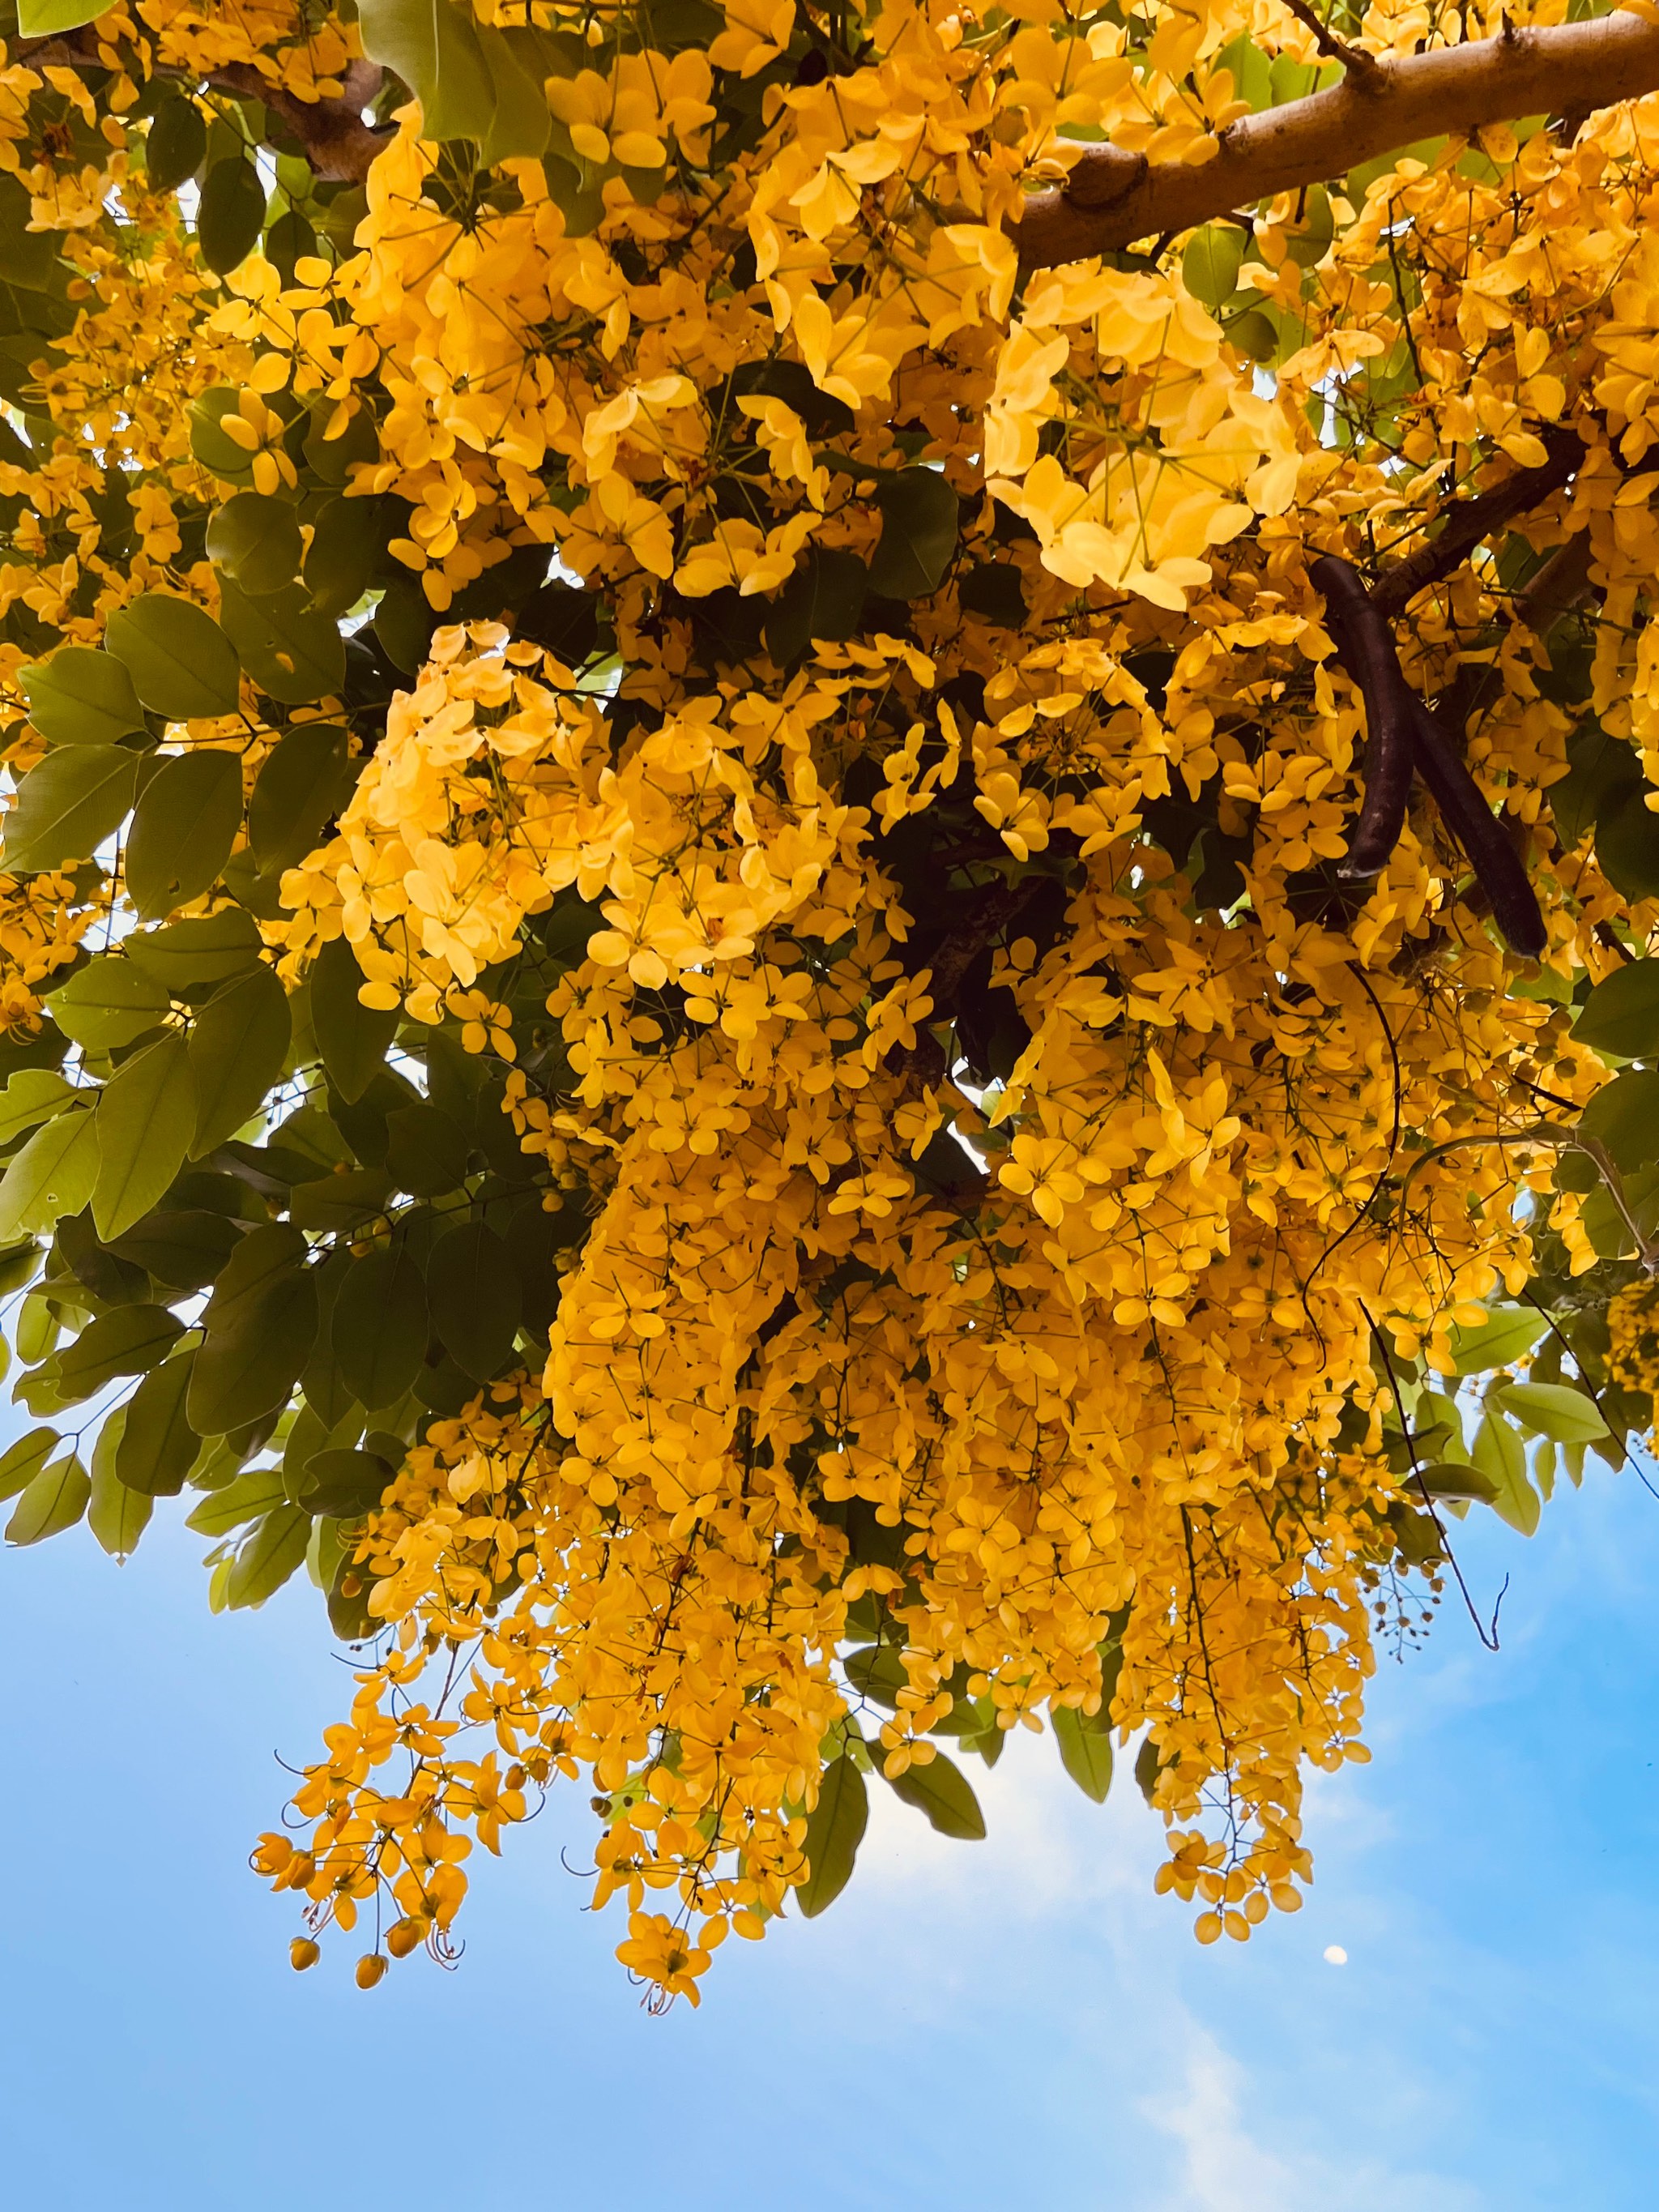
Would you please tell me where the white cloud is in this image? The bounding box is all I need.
[1141,2025,1483,2212]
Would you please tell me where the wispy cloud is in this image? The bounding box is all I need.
[1141,2026,1483,2212]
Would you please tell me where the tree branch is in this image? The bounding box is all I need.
[1368,427,1583,619]
[12,32,391,183]
[1019,13,1659,269]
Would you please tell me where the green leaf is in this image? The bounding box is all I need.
[301,1250,357,1428]
[216,575,346,706]
[188,963,292,1156]
[109,1207,241,1290]
[266,206,317,286]
[21,647,146,745]
[1492,1379,1610,1445]
[957,561,1026,626]
[17,0,104,31]
[6,1451,89,1544]
[207,492,304,596]
[0,171,55,290]
[764,548,868,664]
[867,469,960,600]
[105,593,241,720]
[144,89,207,194]
[197,154,267,275]
[1577,1068,1659,1172]
[185,1461,288,1535]
[1592,791,1659,902]
[1573,958,1659,1061]
[299,1445,394,1518]
[385,1100,468,1198]
[188,1222,318,1434]
[884,1748,986,1839]
[1448,1304,1547,1376]
[303,496,393,618]
[332,1245,427,1410]
[1411,1461,1499,1503]
[3,743,137,871]
[288,1165,394,1232]
[359,0,550,156]
[1182,223,1247,309]
[247,722,352,872]
[1051,1704,1114,1803]
[311,936,398,1104]
[796,1751,868,1918]
[124,749,243,918]
[0,1236,41,1297]
[0,1108,99,1239]
[1472,1401,1540,1535]
[0,1067,76,1145]
[48,955,172,1048]
[843,1642,906,1710]
[89,1414,154,1558]
[190,389,257,489]
[91,1031,196,1242]
[116,1352,202,1496]
[427,1219,520,1379]
[226,1502,312,1608]
[0,1424,58,1501]
[53,1302,185,1402]
[126,908,263,998]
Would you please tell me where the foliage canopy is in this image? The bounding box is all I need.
[2,0,1659,2005]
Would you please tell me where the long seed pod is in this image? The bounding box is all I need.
[1408,700,1548,957]
[1310,554,1420,878]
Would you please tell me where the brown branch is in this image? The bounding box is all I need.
[1275,0,1381,81]
[1020,13,1659,267]
[1368,427,1584,619]
[12,32,391,182]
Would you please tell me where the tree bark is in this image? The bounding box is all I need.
[1018,13,1659,269]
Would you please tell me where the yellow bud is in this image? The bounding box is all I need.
[386,1917,424,1958]
[355,1952,389,1989]
[289,1938,320,1972]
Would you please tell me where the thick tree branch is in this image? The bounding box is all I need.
[1019,13,1659,268]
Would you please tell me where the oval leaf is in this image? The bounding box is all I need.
[6,1452,89,1544]
[868,469,960,600]
[116,1352,203,1497]
[884,1746,986,1839]
[207,493,304,596]
[48,956,172,1048]
[1051,1704,1114,1804]
[312,936,398,1104]
[0,1108,100,1240]
[189,964,292,1158]
[333,1245,427,1410]
[427,1219,520,1379]
[217,576,346,706]
[197,154,267,275]
[53,1303,185,1402]
[21,647,145,745]
[105,594,241,721]
[125,749,244,918]
[248,722,352,871]
[1448,1305,1547,1377]
[0,1424,59,1501]
[126,909,263,998]
[3,743,137,871]
[796,1752,868,1919]
[91,1032,197,1242]
[1572,958,1659,1061]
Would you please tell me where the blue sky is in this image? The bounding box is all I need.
[2,1451,1657,2210]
